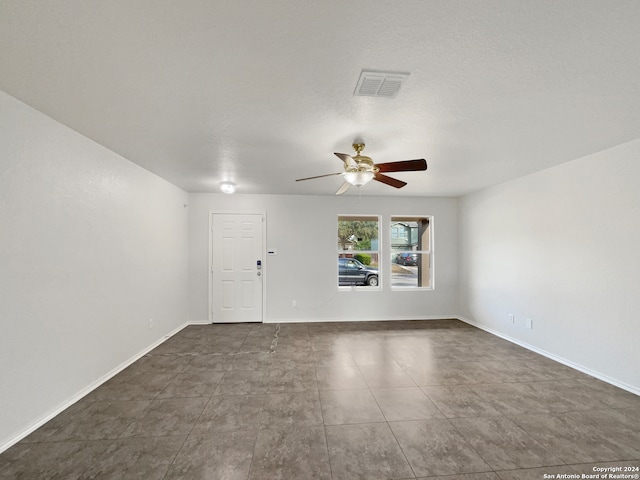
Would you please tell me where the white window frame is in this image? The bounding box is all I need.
[390,215,434,290]
[337,214,381,291]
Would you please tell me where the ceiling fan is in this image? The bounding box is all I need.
[296,143,427,195]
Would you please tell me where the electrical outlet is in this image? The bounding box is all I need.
[148,318,153,329]
[525,318,532,329]
[508,314,514,324]
[292,300,297,308]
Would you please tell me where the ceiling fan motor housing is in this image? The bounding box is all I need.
[349,155,378,173]
[350,145,378,173]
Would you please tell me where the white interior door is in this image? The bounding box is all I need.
[211,213,264,323]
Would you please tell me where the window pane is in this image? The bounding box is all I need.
[390,216,431,288]
[338,254,380,287]
[338,217,378,252]
[391,253,431,288]
[389,218,430,251]
[337,215,380,288]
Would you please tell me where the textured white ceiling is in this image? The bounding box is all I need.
[1,1,639,196]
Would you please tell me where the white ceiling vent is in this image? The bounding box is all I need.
[354,70,410,98]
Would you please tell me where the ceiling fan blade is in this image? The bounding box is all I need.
[296,172,343,182]
[334,152,356,167]
[374,172,407,189]
[375,159,427,173]
[335,181,351,195]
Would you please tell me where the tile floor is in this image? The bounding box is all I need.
[1,319,639,479]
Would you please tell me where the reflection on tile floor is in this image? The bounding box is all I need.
[1,319,639,479]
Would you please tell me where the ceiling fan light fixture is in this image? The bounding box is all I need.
[220,181,236,194]
[344,170,374,187]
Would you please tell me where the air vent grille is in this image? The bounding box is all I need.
[354,70,410,98]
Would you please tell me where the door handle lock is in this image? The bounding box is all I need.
[257,271,261,276]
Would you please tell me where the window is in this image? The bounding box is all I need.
[390,216,432,288]
[337,215,380,288]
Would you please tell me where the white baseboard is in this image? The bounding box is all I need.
[264,315,461,324]
[456,316,640,397]
[0,321,191,454]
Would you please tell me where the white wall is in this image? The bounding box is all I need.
[188,193,458,323]
[0,91,189,449]
[458,139,640,393]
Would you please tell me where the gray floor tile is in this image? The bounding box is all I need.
[200,343,246,355]
[24,400,150,442]
[191,394,265,434]
[574,379,640,409]
[520,380,601,412]
[0,440,112,480]
[403,362,485,386]
[385,345,434,366]
[158,371,224,398]
[522,357,593,381]
[260,391,323,427]
[17,401,93,443]
[472,382,557,416]
[228,352,273,371]
[120,397,209,437]
[310,338,350,354]
[509,410,640,463]
[277,323,310,335]
[87,372,176,401]
[249,425,331,479]
[269,349,315,369]
[450,415,564,470]
[126,354,193,375]
[5,320,638,480]
[358,363,417,388]
[151,337,206,355]
[520,380,619,412]
[79,436,185,480]
[326,422,414,480]
[267,367,318,393]
[566,408,640,458]
[164,431,257,480]
[185,353,231,372]
[471,360,551,383]
[371,387,444,421]
[427,346,497,363]
[564,379,640,410]
[389,419,492,477]
[275,338,313,353]
[319,389,385,425]
[216,370,270,395]
[348,347,399,366]
[421,385,502,418]
[240,335,276,352]
[312,349,356,367]
[244,324,279,338]
[315,365,368,390]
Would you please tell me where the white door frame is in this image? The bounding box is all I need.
[208,211,266,324]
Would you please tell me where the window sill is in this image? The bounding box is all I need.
[337,286,381,292]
